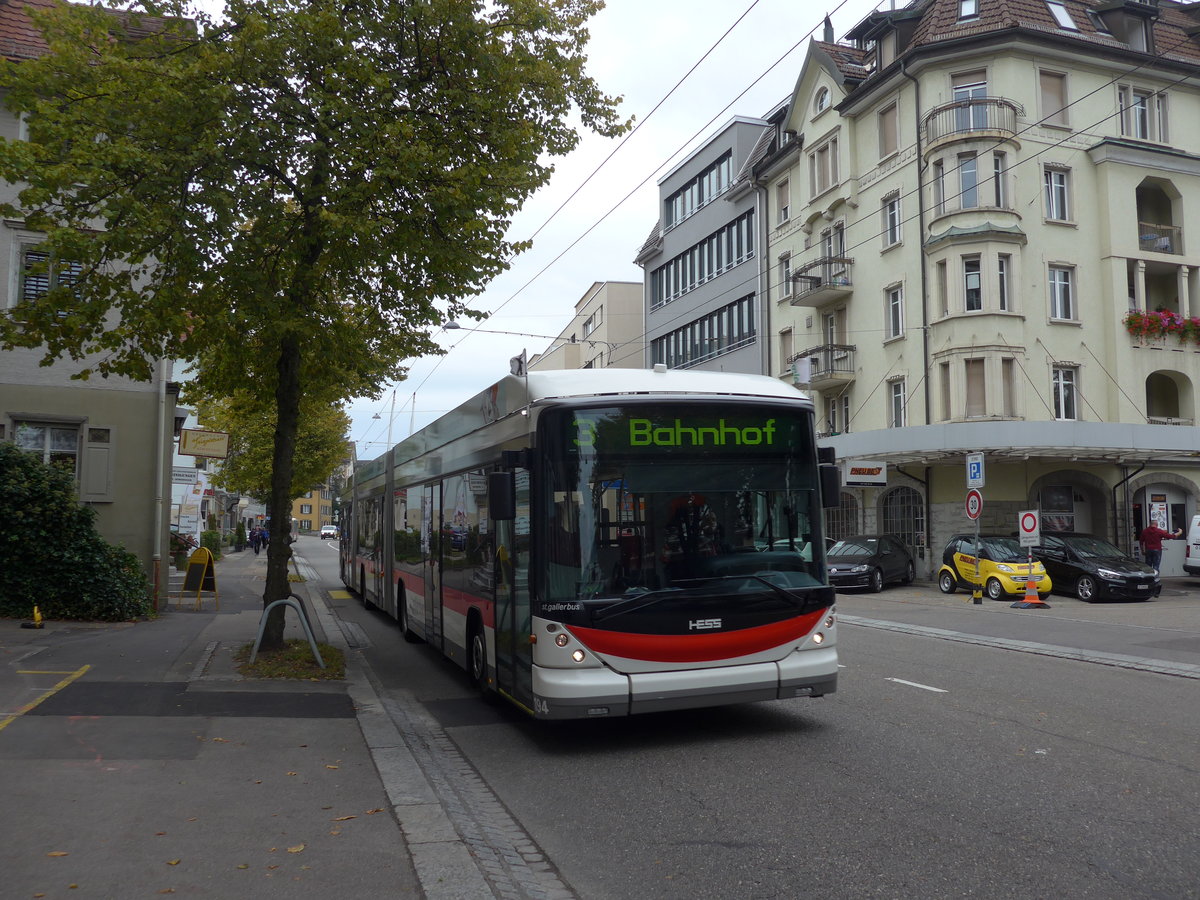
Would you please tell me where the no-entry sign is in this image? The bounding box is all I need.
[1018,510,1041,546]
[965,489,983,520]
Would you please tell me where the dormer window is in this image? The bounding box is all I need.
[959,0,978,20]
[814,87,830,114]
[1046,1,1077,30]
[1129,17,1152,52]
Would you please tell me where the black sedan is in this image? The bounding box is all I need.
[1031,532,1161,602]
[826,534,915,592]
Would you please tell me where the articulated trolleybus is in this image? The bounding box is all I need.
[342,367,840,719]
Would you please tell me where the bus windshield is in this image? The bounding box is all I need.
[539,404,827,621]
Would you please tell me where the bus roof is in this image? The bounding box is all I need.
[522,367,810,403]
[355,368,812,481]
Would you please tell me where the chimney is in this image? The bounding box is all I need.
[823,16,834,43]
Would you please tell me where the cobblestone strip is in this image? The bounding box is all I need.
[378,692,578,900]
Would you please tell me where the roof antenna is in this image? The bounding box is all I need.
[823,15,834,43]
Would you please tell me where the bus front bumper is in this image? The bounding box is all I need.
[530,647,838,720]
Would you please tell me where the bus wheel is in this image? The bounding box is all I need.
[469,625,489,693]
[398,588,421,643]
[359,567,374,610]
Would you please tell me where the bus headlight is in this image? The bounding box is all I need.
[572,649,587,662]
[824,615,835,628]
[812,632,825,644]
[555,633,570,647]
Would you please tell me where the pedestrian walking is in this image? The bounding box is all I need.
[250,527,262,555]
[1139,522,1181,572]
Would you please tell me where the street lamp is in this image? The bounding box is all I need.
[371,388,396,447]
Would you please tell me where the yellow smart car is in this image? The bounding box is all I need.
[937,534,1052,600]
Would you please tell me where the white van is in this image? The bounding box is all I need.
[1185,515,1200,577]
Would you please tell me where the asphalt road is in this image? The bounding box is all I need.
[308,539,1200,900]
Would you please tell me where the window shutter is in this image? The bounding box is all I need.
[80,426,115,502]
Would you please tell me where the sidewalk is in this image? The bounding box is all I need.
[0,546,471,899]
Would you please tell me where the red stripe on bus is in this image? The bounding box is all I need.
[565,611,826,663]
[395,569,423,595]
[442,584,495,628]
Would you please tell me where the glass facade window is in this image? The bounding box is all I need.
[1049,266,1074,319]
[1044,167,1070,220]
[664,151,733,227]
[959,153,978,208]
[650,211,754,309]
[1053,367,1077,420]
[883,194,901,246]
[888,379,906,428]
[651,295,756,369]
[886,285,904,339]
[14,421,78,470]
[964,257,982,311]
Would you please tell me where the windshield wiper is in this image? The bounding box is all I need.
[588,587,684,623]
[703,573,808,610]
[591,574,815,624]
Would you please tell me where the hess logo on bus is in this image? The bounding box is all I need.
[689,618,722,630]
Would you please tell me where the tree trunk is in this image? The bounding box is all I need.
[259,333,303,651]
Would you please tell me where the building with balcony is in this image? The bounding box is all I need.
[756,0,1200,577]
[636,115,775,375]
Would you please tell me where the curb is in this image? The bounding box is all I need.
[291,554,495,899]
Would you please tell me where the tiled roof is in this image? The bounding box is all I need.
[0,0,182,62]
[0,0,55,61]
[904,0,1200,66]
[636,221,662,259]
[812,40,871,81]
[733,125,776,185]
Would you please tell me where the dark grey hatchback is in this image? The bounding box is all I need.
[1031,532,1160,602]
[827,534,915,592]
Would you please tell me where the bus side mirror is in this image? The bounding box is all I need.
[820,464,840,509]
[489,471,516,521]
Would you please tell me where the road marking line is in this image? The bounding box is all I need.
[0,664,90,732]
[17,670,81,675]
[885,677,948,693]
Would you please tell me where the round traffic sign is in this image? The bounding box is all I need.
[965,489,983,520]
[1019,510,1039,536]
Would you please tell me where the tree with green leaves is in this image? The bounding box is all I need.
[195,389,350,503]
[0,0,625,647]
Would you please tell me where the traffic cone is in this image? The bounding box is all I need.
[20,605,44,629]
[1011,578,1050,609]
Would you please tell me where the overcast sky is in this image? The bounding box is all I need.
[344,0,890,458]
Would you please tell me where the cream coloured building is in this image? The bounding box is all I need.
[527,281,644,372]
[757,0,1200,577]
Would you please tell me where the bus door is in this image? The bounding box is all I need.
[422,483,443,651]
[494,467,532,707]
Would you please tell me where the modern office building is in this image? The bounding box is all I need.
[636,114,778,376]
